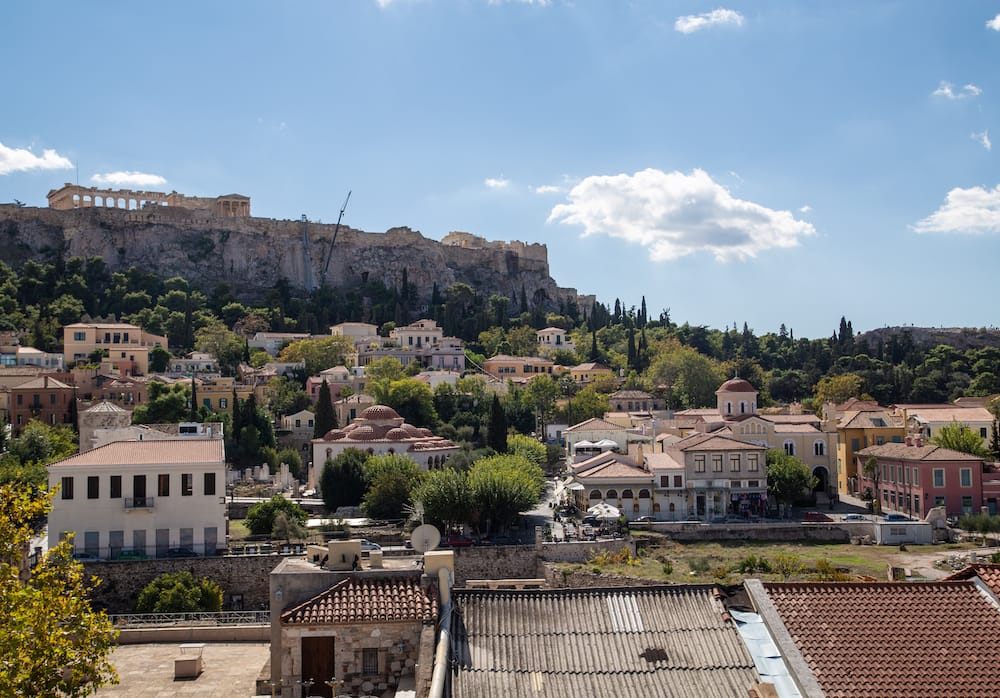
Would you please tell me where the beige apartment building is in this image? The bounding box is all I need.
[64,323,167,376]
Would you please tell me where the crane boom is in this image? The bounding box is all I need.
[322,190,352,278]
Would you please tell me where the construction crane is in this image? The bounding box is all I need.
[321,190,352,280]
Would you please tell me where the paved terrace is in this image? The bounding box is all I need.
[95,642,270,697]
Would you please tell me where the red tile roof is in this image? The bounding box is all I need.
[944,563,1000,597]
[281,575,438,625]
[762,581,1000,697]
[48,439,225,467]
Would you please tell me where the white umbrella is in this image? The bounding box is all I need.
[587,502,621,520]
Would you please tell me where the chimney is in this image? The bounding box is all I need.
[905,435,912,446]
[915,435,923,447]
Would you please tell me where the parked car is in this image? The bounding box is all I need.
[72,551,100,561]
[582,515,599,526]
[166,547,198,558]
[116,550,148,561]
[635,516,660,523]
[444,534,474,547]
[481,535,517,545]
[803,511,834,522]
[883,513,910,522]
[842,513,866,521]
[359,540,381,554]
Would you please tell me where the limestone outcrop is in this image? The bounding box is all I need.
[0,205,590,311]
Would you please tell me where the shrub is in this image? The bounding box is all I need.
[662,561,674,576]
[136,571,223,613]
[811,558,851,582]
[772,552,805,580]
[736,554,773,574]
[688,557,710,574]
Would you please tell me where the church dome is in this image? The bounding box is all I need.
[717,378,756,393]
[323,429,346,441]
[359,405,402,421]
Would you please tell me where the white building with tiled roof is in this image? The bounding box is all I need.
[47,438,226,560]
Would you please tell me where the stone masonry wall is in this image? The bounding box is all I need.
[84,555,282,613]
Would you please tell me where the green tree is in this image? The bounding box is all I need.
[524,374,559,436]
[0,484,119,695]
[811,373,866,409]
[1,421,77,486]
[931,421,989,458]
[412,468,473,531]
[362,454,424,519]
[148,344,171,373]
[244,495,308,536]
[507,433,546,468]
[274,448,304,480]
[320,449,370,512]
[271,510,309,544]
[314,379,337,437]
[862,456,882,513]
[131,382,191,424]
[264,376,312,418]
[277,336,354,376]
[559,385,609,424]
[194,322,244,376]
[135,570,223,613]
[487,394,507,453]
[384,378,438,427]
[468,453,543,534]
[766,449,818,513]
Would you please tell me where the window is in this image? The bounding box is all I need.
[61,476,74,500]
[182,473,193,496]
[875,436,885,445]
[962,496,974,513]
[933,469,945,488]
[158,474,170,497]
[851,438,860,452]
[814,441,825,456]
[934,496,946,508]
[712,455,723,472]
[589,490,601,500]
[747,480,760,488]
[913,469,919,487]
[981,427,989,439]
[204,472,216,496]
[660,475,669,487]
[730,455,740,472]
[621,489,633,499]
[673,475,683,488]
[747,454,759,472]
[606,489,618,500]
[220,398,228,409]
[87,476,99,499]
[695,455,705,473]
[960,468,972,488]
[110,475,121,498]
[362,648,379,675]
[783,441,795,456]
[73,331,86,341]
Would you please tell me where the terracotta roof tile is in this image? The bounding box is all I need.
[857,443,983,461]
[48,439,225,467]
[281,575,438,625]
[762,581,1000,697]
[944,563,1000,596]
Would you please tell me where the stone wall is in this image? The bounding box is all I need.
[85,554,283,614]
[451,545,542,586]
[647,523,851,543]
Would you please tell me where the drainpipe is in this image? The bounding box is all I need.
[428,566,453,698]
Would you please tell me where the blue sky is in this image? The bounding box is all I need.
[3,1,999,339]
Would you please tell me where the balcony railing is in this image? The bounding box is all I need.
[110,610,269,628]
[124,496,154,510]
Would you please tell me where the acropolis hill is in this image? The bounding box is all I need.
[0,185,589,310]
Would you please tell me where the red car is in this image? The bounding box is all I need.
[802,511,833,522]
[444,534,474,547]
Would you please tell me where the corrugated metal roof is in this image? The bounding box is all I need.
[450,586,759,697]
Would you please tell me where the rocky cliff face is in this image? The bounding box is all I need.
[0,205,587,310]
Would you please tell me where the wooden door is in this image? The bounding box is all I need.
[301,636,335,697]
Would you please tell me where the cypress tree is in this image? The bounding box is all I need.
[314,379,336,438]
[487,394,508,454]
[189,379,199,422]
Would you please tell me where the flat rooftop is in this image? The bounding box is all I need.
[95,642,269,697]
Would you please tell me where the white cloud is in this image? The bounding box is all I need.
[675,8,744,34]
[91,171,167,187]
[932,81,982,99]
[485,177,510,189]
[548,167,815,262]
[534,184,562,194]
[799,205,812,213]
[913,184,1000,234]
[987,13,1000,31]
[0,141,73,175]
[973,130,992,151]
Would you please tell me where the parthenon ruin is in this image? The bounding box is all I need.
[47,183,250,217]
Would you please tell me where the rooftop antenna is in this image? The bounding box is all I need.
[321,190,352,280]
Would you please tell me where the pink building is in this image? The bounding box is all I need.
[856,438,987,518]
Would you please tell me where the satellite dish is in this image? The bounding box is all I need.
[410,524,441,553]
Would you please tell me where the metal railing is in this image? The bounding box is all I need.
[124,496,154,510]
[110,610,269,627]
